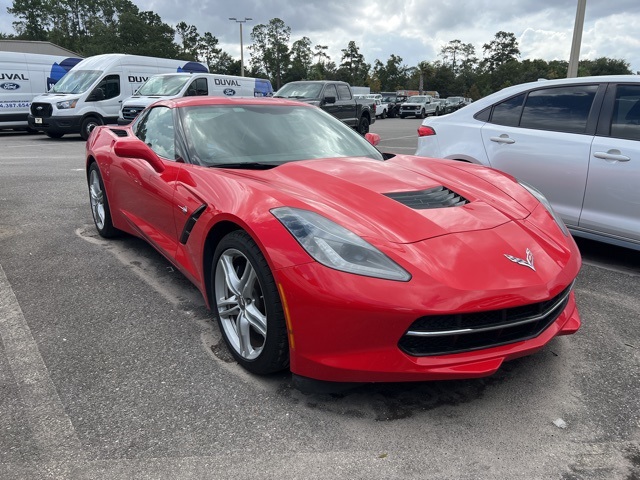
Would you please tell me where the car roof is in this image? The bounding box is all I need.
[460,75,640,113]
[155,96,313,109]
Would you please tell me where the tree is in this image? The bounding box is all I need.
[482,31,520,72]
[249,18,291,89]
[338,41,369,85]
[8,0,50,40]
[287,36,313,81]
[175,22,200,60]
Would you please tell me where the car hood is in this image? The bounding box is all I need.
[225,155,533,244]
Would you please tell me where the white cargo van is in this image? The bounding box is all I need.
[117,73,273,124]
[0,52,82,131]
[27,54,208,139]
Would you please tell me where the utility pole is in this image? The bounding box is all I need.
[229,17,252,77]
[567,0,586,78]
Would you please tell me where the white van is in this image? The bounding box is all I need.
[27,54,208,139]
[118,73,273,124]
[0,52,82,131]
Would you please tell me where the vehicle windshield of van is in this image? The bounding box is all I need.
[273,83,323,99]
[137,75,190,96]
[50,70,102,94]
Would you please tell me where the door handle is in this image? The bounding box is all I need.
[490,134,515,144]
[593,150,630,162]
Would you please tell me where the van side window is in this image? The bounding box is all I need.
[95,75,120,100]
[186,78,208,96]
[134,106,175,160]
[610,84,640,141]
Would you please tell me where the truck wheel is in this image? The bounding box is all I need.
[380,109,386,119]
[45,132,64,139]
[420,109,426,119]
[81,116,102,141]
[357,116,370,135]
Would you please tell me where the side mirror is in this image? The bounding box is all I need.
[113,137,165,173]
[323,95,336,105]
[365,132,380,146]
[88,88,105,102]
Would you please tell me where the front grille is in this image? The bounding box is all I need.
[31,103,52,118]
[398,283,573,356]
[122,106,146,121]
[384,186,469,209]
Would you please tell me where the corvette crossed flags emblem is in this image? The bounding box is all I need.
[504,248,536,271]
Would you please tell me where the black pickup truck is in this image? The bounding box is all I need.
[274,81,375,134]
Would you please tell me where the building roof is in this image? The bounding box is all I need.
[0,40,79,57]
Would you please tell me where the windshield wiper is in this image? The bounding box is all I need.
[211,162,279,170]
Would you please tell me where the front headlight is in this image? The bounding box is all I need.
[56,99,78,109]
[518,180,569,236]
[272,207,411,281]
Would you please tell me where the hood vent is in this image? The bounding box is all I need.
[384,186,469,210]
[109,128,128,137]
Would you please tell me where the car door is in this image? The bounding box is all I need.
[480,84,603,227]
[90,74,122,121]
[321,84,341,119]
[111,105,182,257]
[580,83,640,244]
[336,83,357,125]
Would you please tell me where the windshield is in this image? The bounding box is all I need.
[50,70,101,94]
[136,75,191,96]
[180,104,384,166]
[274,83,323,99]
[407,96,427,103]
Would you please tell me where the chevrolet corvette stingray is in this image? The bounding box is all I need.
[86,96,581,385]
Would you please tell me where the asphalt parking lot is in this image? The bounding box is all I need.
[0,122,639,479]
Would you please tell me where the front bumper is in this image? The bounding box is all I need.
[274,223,581,383]
[28,113,82,135]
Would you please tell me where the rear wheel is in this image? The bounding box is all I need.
[212,230,289,374]
[380,109,386,119]
[357,116,370,134]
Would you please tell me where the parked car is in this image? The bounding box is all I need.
[86,96,581,388]
[355,93,389,119]
[400,95,439,118]
[444,96,466,113]
[274,80,375,134]
[415,75,640,251]
[380,91,407,118]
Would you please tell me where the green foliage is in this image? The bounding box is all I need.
[337,41,370,86]
[249,18,291,89]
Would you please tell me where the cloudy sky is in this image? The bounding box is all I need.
[2,0,640,73]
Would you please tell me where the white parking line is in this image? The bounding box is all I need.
[0,264,85,459]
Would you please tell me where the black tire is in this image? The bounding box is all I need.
[81,116,102,141]
[400,114,406,119]
[420,109,426,119]
[46,132,64,139]
[380,109,386,119]
[88,162,119,238]
[212,230,289,375]
[357,116,370,134]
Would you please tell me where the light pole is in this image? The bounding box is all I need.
[229,17,252,77]
[567,0,587,78]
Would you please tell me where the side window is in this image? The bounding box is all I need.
[186,78,208,96]
[490,93,525,127]
[610,84,640,141]
[519,85,598,134]
[95,74,120,100]
[336,84,352,100]
[323,84,338,100]
[134,106,175,160]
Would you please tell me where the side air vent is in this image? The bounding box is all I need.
[383,186,469,209]
[110,129,128,137]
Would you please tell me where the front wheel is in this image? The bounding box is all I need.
[212,230,289,375]
[46,132,64,139]
[420,109,426,119]
[380,109,386,119]
[81,116,102,141]
[357,116,370,134]
[88,163,119,238]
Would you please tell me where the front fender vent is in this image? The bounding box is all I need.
[384,186,469,209]
[109,128,128,137]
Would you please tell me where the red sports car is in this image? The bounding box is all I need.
[86,96,581,386]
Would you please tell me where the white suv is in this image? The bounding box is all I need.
[415,75,640,251]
